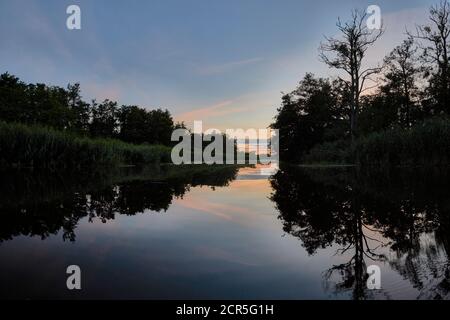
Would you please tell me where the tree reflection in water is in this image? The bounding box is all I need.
[2,163,450,299]
[0,165,239,243]
[270,165,450,299]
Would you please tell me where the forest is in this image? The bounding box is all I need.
[0,72,181,145]
[0,70,184,168]
[271,1,450,166]
[0,72,241,168]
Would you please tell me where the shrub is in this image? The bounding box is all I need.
[302,139,352,165]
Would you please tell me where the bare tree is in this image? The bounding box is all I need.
[320,10,384,140]
[408,0,450,113]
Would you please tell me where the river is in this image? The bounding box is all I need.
[0,164,449,299]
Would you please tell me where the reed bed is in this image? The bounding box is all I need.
[0,121,171,169]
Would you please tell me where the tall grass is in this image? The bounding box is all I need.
[303,117,450,167]
[0,121,171,169]
[354,117,450,167]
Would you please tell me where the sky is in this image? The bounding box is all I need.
[0,0,440,131]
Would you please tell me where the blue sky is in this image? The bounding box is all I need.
[0,0,439,130]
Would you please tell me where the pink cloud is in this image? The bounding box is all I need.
[175,100,250,122]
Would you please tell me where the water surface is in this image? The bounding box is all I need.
[0,165,449,299]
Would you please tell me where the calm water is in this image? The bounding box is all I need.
[0,164,449,300]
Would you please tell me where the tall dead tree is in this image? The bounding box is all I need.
[409,0,450,114]
[320,10,384,140]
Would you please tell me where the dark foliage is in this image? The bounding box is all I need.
[272,2,450,165]
[0,72,176,146]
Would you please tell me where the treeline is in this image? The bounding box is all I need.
[0,73,245,168]
[271,1,450,165]
[0,73,182,146]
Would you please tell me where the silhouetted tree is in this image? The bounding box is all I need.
[271,73,346,161]
[409,1,450,114]
[358,95,398,135]
[0,73,28,123]
[382,38,424,127]
[90,99,119,138]
[67,83,91,133]
[146,108,174,145]
[320,10,384,140]
[118,105,150,144]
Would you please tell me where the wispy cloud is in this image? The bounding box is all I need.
[175,99,248,122]
[196,57,263,75]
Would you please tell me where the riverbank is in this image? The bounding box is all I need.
[0,121,171,169]
[302,117,450,167]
